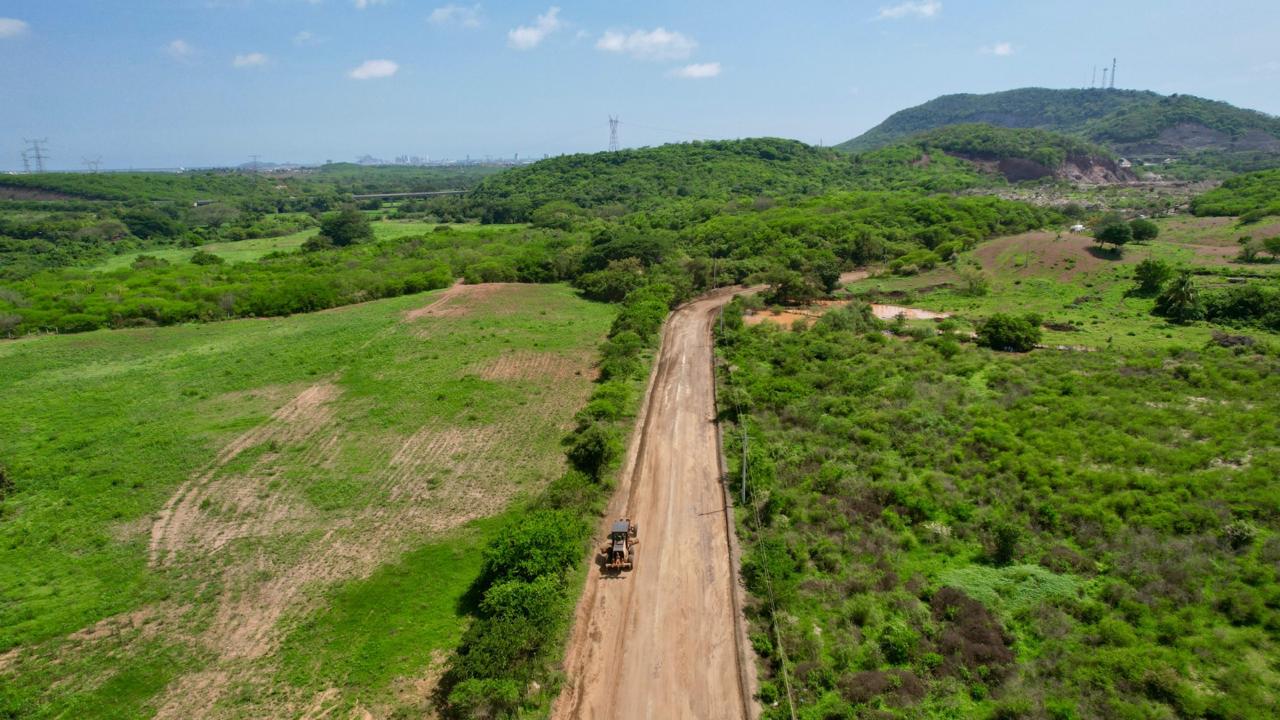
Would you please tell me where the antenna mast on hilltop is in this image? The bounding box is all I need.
[1091,65,1097,89]
[608,115,620,152]
[1101,67,1108,90]
[1110,57,1117,89]
[23,138,48,173]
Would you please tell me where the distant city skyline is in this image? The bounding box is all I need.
[2,0,1278,171]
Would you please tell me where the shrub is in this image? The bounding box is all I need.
[976,313,1041,352]
[1131,258,1172,297]
[1129,218,1159,242]
[566,422,620,480]
[318,207,373,247]
[189,249,224,265]
[1153,271,1204,323]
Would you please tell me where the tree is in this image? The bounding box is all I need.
[1129,218,1160,242]
[1094,222,1132,252]
[976,313,1041,352]
[1131,258,1173,297]
[1264,236,1280,260]
[318,207,373,247]
[1236,237,1263,263]
[121,207,182,240]
[1154,271,1204,323]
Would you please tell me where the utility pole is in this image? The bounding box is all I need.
[1110,57,1117,89]
[1101,67,1108,90]
[608,115,620,152]
[23,138,48,173]
[1091,65,1097,89]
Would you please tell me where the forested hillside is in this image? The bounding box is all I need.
[837,89,1159,152]
[838,87,1280,173]
[467,138,992,222]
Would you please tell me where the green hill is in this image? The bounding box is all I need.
[838,88,1280,171]
[468,137,995,222]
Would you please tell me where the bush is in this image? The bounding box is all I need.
[318,207,373,247]
[1129,218,1159,242]
[565,422,620,479]
[1131,258,1172,296]
[976,313,1041,352]
[189,249,224,265]
[1153,271,1205,323]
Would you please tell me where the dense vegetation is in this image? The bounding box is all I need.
[1191,169,1280,218]
[466,138,1000,222]
[718,303,1280,719]
[837,88,1160,152]
[837,87,1280,174]
[912,124,1114,168]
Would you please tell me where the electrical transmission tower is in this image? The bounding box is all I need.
[82,156,102,173]
[23,138,48,173]
[608,115,620,152]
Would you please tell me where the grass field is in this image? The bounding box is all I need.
[0,282,613,718]
[87,220,502,271]
[845,215,1280,351]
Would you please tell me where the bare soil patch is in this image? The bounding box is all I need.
[139,283,601,718]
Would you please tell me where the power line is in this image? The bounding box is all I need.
[618,119,713,140]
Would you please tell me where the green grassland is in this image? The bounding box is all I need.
[845,215,1280,351]
[0,283,614,718]
[719,271,1280,718]
[86,220,496,271]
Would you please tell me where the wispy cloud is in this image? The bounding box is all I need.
[1253,60,1280,74]
[430,4,482,28]
[165,39,196,61]
[596,28,696,61]
[233,52,268,68]
[508,6,561,50]
[0,17,29,38]
[670,62,721,79]
[293,30,323,46]
[353,0,387,8]
[349,59,398,79]
[877,1,941,20]
[980,41,1014,56]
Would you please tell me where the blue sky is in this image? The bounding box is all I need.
[2,0,1278,170]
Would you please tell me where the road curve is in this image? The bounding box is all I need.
[552,287,758,720]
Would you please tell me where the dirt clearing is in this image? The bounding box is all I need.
[554,288,757,720]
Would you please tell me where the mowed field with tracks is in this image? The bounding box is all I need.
[0,283,613,718]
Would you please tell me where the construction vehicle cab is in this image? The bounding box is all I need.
[603,518,638,572]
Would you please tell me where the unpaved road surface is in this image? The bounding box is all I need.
[553,288,757,720]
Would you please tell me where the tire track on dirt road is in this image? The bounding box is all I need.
[553,287,759,720]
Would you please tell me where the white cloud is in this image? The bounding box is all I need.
[349,59,399,79]
[233,52,268,68]
[430,4,482,28]
[670,61,721,79]
[980,41,1015,56]
[165,39,195,61]
[508,6,561,50]
[353,0,387,8]
[0,17,29,38]
[293,30,322,46]
[877,1,941,20]
[596,28,696,61]
[1253,60,1280,74]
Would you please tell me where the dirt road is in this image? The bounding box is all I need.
[553,288,757,720]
